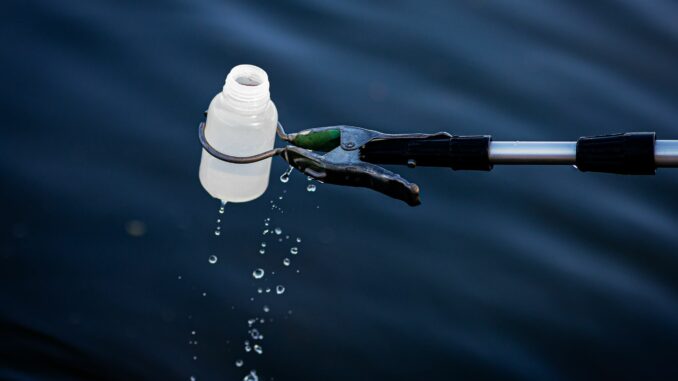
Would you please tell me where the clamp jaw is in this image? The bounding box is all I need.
[282,126,424,206]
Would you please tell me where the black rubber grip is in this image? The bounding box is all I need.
[576,132,656,175]
[360,135,492,170]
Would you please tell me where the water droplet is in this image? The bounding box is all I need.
[290,247,299,255]
[247,318,257,326]
[296,237,301,243]
[191,331,196,335]
[252,268,265,279]
[262,229,269,235]
[279,166,293,183]
[216,219,221,223]
[219,200,227,214]
[263,305,270,313]
[244,340,251,352]
[190,376,196,381]
[193,356,198,360]
[265,288,271,293]
[307,184,316,192]
[274,227,282,235]
[257,288,263,294]
[283,258,290,266]
[235,359,243,367]
[276,285,285,295]
[202,292,207,296]
[214,229,221,236]
[243,370,258,381]
[177,275,182,280]
[253,344,263,354]
[260,242,266,248]
[259,249,265,255]
[208,255,217,264]
[250,328,261,340]
[285,235,290,239]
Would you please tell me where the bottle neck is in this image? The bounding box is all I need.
[220,64,270,113]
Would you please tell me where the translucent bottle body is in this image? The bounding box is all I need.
[199,65,278,202]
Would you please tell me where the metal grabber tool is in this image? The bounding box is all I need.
[199,121,678,206]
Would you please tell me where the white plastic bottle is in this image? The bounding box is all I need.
[199,65,278,202]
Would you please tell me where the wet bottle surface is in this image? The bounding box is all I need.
[199,64,278,202]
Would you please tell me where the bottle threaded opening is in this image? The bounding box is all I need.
[222,64,270,111]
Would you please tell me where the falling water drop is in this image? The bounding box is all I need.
[235,359,243,367]
[219,200,226,214]
[296,237,301,243]
[276,285,285,295]
[274,227,282,235]
[283,258,290,266]
[252,268,265,279]
[259,249,265,255]
[307,184,316,192]
[279,166,293,183]
[262,305,270,313]
[214,227,221,236]
[243,370,258,381]
[290,247,299,255]
[208,255,218,264]
[250,328,261,340]
[253,344,263,354]
[260,242,266,248]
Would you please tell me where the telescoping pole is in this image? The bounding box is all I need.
[360,132,678,175]
[489,140,678,167]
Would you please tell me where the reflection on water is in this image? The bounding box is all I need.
[1,0,678,380]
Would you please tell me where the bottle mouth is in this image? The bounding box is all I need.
[223,64,270,111]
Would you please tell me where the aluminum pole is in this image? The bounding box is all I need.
[488,140,678,167]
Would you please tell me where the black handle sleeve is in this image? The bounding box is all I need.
[576,132,656,175]
[360,134,492,170]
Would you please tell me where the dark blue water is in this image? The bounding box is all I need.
[2,1,678,380]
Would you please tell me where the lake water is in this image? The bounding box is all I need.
[2,1,678,380]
